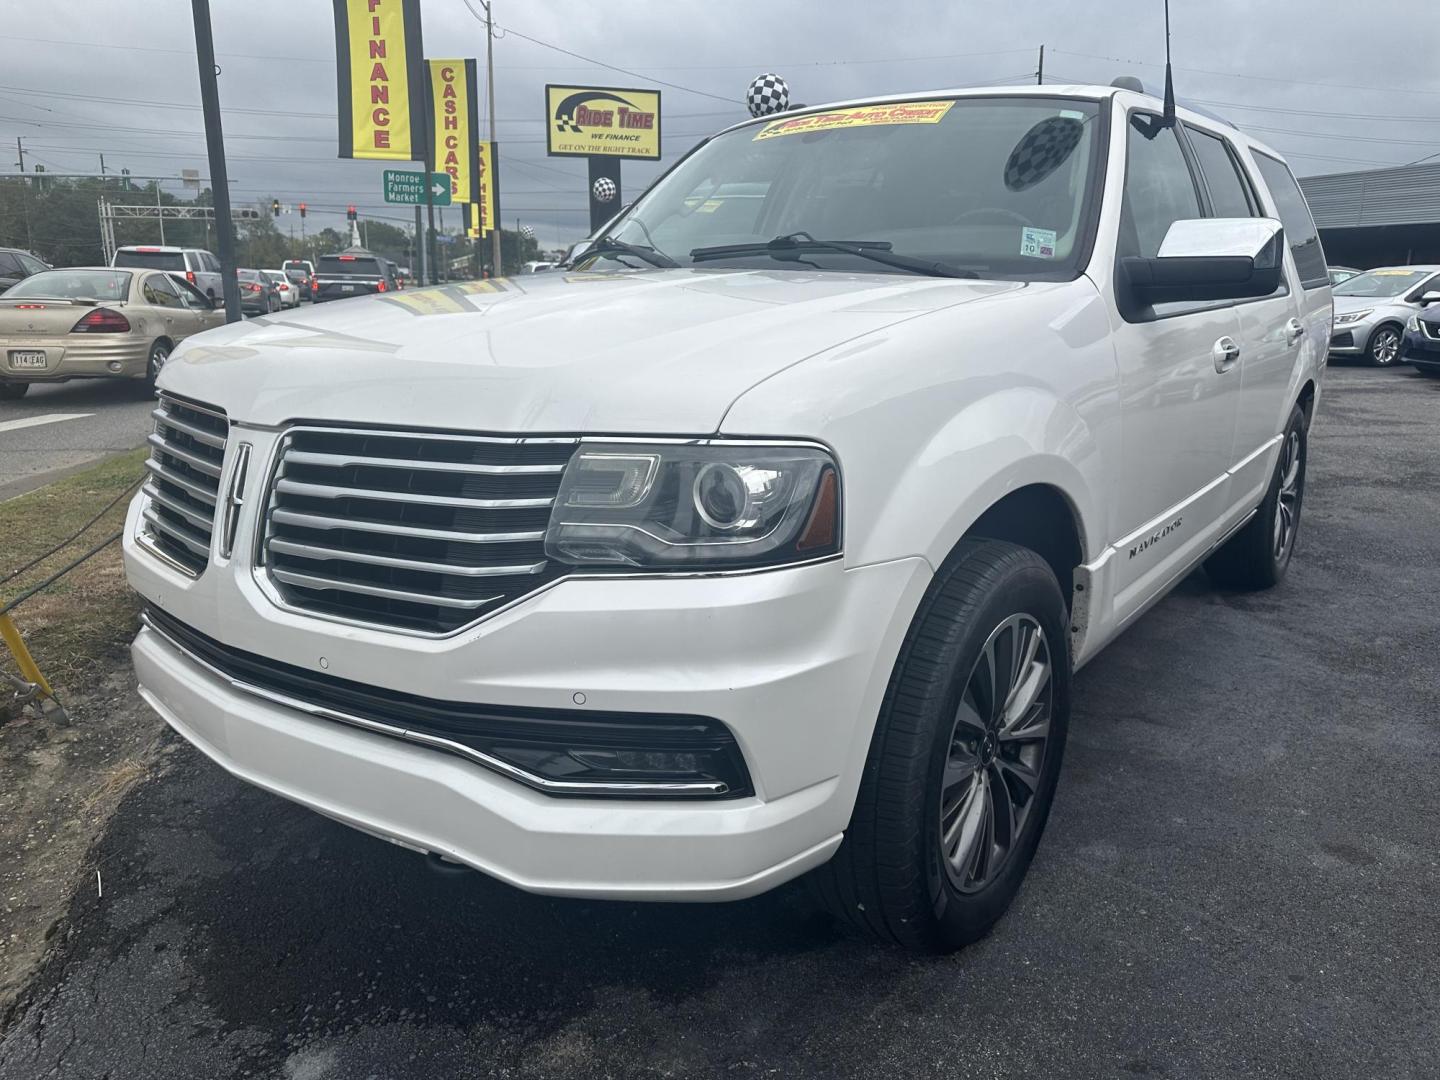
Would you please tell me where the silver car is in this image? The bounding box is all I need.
[1330,266,1440,366]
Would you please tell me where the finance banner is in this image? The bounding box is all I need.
[545,85,661,160]
[427,58,479,204]
[333,0,426,161]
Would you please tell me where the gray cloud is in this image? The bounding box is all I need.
[4,0,1437,250]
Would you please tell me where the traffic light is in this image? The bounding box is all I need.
[346,204,357,222]
[298,202,307,219]
[271,198,280,217]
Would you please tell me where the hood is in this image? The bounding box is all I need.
[160,268,1022,434]
[1331,293,1398,316]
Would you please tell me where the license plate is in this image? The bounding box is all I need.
[8,350,46,369]
[341,284,355,292]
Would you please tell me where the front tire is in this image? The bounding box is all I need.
[808,539,1071,952]
[1205,402,1307,590]
[143,340,169,393]
[1367,324,1402,366]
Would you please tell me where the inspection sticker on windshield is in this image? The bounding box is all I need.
[1020,227,1058,259]
[753,101,955,140]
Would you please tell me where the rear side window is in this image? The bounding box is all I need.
[1252,153,1328,289]
[1186,127,1257,218]
[115,249,186,271]
[0,252,22,275]
[1120,114,1202,259]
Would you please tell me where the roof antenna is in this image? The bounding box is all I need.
[1163,0,1177,126]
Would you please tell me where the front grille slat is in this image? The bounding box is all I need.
[141,393,229,574]
[274,477,554,510]
[263,427,577,634]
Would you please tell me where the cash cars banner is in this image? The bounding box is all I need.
[428,59,479,203]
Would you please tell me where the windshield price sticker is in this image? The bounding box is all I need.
[1020,227,1058,259]
[753,100,955,140]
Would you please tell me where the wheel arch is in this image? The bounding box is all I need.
[959,484,1086,602]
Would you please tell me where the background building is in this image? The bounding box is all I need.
[1300,162,1440,269]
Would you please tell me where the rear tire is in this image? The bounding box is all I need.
[808,539,1071,952]
[0,382,29,401]
[1205,402,1307,590]
[1366,324,1402,366]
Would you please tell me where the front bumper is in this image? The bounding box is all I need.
[124,481,930,899]
[1403,329,1440,369]
[1328,319,1374,355]
[2,336,150,381]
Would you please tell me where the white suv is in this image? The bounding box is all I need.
[124,85,1330,952]
[113,246,224,305]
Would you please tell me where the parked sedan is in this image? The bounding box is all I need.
[236,269,281,316]
[0,267,222,400]
[1403,306,1440,376]
[263,269,301,309]
[1330,266,1440,366]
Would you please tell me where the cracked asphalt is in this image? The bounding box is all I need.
[1,363,1437,1079]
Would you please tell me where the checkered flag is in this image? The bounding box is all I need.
[555,116,583,134]
[592,176,617,204]
[747,73,790,118]
[1004,117,1084,192]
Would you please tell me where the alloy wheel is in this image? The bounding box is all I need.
[1372,329,1399,365]
[1272,429,1302,561]
[939,613,1053,894]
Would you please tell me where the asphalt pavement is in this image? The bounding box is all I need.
[0,381,156,501]
[0,363,1436,1079]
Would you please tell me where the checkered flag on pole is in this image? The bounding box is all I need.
[746,73,790,118]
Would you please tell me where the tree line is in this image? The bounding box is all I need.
[0,176,540,277]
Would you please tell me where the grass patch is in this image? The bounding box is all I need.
[1,449,149,703]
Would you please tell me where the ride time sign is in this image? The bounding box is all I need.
[383,169,452,205]
[545,84,662,160]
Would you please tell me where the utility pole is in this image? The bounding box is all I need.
[483,0,502,277]
[15,138,32,251]
[155,180,166,244]
[14,137,24,173]
[99,153,106,178]
[1037,44,1044,85]
[191,0,242,322]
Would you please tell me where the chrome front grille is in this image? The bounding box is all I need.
[260,427,578,634]
[141,394,229,575]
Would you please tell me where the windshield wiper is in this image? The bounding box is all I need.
[690,232,978,279]
[587,236,678,269]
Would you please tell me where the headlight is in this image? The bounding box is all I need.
[546,441,840,568]
[1407,315,1421,332]
[1334,309,1372,325]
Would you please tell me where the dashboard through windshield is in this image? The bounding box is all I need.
[594,96,1106,281]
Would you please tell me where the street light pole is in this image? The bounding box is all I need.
[483,0,502,277]
[191,0,242,321]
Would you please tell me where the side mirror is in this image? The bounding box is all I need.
[1121,218,1284,307]
[1420,290,1440,307]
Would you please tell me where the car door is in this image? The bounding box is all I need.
[1221,146,1329,511]
[141,272,193,339]
[1104,109,1244,618]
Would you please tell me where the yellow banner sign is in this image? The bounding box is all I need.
[546,85,661,160]
[477,141,496,235]
[753,100,955,141]
[429,58,475,203]
[333,0,426,160]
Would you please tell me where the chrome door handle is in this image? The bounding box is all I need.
[1285,318,1305,345]
[1213,336,1240,373]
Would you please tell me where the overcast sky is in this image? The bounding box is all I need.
[4,0,1439,250]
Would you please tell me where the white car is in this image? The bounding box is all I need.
[1329,266,1440,366]
[263,269,302,309]
[113,246,224,306]
[124,83,1329,952]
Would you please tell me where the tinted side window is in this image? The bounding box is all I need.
[1120,115,1202,258]
[1186,128,1257,218]
[143,274,182,307]
[1253,153,1328,289]
[0,252,22,275]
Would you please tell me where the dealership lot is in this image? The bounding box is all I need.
[1,362,1437,1079]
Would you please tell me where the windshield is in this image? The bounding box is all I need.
[114,249,185,271]
[5,270,131,301]
[237,270,262,281]
[598,96,1104,279]
[318,255,382,275]
[1334,268,1434,297]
